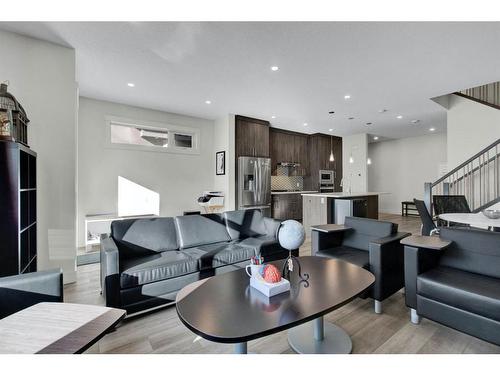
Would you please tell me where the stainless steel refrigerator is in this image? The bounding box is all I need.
[237,156,271,217]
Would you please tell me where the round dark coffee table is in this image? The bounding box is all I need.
[176,256,374,354]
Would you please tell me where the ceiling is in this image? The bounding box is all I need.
[2,22,500,140]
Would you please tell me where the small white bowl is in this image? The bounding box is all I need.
[482,209,500,219]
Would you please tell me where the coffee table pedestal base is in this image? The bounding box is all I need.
[288,317,352,354]
[234,342,247,354]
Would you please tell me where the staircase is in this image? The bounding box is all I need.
[456,81,500,110]
[425,138,500,214]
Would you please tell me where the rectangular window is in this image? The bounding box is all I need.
[107,117,199,154]
[174,133,193,148]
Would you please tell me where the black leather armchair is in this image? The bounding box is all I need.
[404,228,500,345]
[312,216,410,313]
[0,269,63,319]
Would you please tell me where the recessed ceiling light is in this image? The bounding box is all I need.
[344,95,351,100]
[373,136,379,140]
[348,117,355,120]
[378,109,388,113]
[271,115,276,119]
[303,123,308,126]
[205,100,212,104]
[270,66,279,71]
[429,127,436,132]
[410,119,420,124]
[396,115,403,119]
[329,128,333,132]
[366,122,372,126]
[127,83,135,87]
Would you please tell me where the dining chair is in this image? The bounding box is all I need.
[413,199,438,236]
[432,195,471,227]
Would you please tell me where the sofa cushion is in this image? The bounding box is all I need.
[120,251,199,288]
[439,228,500,278]
[111,218,178,257]
[342,217,396,251]
[175,214,231,249]
[238,236,285,259]
[316,245,370,269]
[223,209,269,240]
[183,241,257,270]
[418,266,500,322]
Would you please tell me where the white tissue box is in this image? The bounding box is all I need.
[250,276,290,297]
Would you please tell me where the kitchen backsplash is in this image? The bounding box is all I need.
[271,175,304,191]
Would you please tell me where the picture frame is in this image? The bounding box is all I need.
[216,151,225,175]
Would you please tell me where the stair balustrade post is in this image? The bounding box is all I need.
[424,182,432,215]
[443,182,450,195]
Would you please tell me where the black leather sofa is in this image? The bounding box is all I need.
[101,209,294,314]
[405,227,500,345]
[312,216,410,313]
[0,269,63,319]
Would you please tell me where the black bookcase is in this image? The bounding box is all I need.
[0,140,37,277]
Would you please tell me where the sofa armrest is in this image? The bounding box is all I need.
[100,234,121,308]
[0,269,63,319]
[263,217,282,239]
[404,245,442,309]
[368,232,411,301]
[370,231,411,246]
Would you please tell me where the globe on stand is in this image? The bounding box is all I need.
[277,220,309,281]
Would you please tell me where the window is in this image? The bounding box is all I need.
[174,133,193,148]
[106,116,200,154]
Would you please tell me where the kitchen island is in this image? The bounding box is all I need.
[301,192,384,236]
[271,190,318,221]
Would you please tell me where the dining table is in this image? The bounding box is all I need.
[438,213,500,231]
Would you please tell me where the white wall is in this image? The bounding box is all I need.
[0,30,78,282]
[368,133,447,214]
[77,97,215,247]
[213,114,236,211]
[447,94,500,168]
[342,133,368,192]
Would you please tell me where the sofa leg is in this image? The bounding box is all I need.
[410,308,421,324]
[374,300,382,314]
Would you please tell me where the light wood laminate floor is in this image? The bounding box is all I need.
[65,213,500,354]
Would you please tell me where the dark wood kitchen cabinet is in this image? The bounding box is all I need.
[272,193,303,221]
[308,133,342,191]
[235,115,269,158]
[269,128,309,176]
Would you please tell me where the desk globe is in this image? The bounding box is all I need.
[277,220,309,281]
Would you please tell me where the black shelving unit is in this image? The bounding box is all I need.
[0,140,37,277]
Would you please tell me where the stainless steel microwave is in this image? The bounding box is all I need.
[319,170,334,184]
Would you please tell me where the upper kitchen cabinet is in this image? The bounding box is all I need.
[293,133,309,175]
[235,115,270,158]
[269,128,309,176]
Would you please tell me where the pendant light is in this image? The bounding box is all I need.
[329,135,335,162]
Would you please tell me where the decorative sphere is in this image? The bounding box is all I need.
[262,264,281,283]
[278,220,305,251]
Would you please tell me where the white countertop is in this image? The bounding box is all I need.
[271,190,318,195]
[301,192,387,198]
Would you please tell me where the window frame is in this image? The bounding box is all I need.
[105,116,200,155]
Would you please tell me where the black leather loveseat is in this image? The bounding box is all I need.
[312,216,410,313]
[101,209,294,314]
[405,227,500,345]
